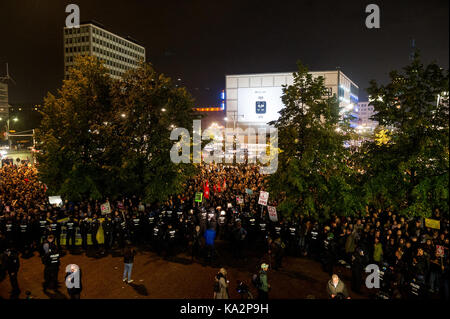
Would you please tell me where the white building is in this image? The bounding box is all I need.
[63,21,146,80]
[354,101,378,133]
[225,70,359,129]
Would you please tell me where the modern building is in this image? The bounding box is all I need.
[0,82,8,123]
[354,101,378,132]
[225,70,358,129]
[63,21,146,80]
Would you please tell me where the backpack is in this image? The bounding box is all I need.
[251,273,261,288]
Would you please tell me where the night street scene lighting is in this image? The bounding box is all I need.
[0,0,448,316]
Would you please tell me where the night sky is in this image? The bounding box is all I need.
[0,0,448,114]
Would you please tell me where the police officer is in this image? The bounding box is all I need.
[309,222,320,259]
[287,220,299,256]
[112,211,123,249]
[351,247,368,293]
[145,210,156,245]
[4,214,17,249]
[47,213,61,249]
[2,248,20,295]
[42,235,60,291]
[65,215,78,250]
[321,229,336,276]
[38,213,48,246]
[19,215,32,255]
[79,217,90,251]
[217,210,227,240]
[130,212,141,245]
[152,221,163,255]
[102,215,113,252]
[119,213,129,248]
[90,214,100,251]
[164,224,178,257]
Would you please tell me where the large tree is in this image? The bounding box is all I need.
[109,63,199,203]
[36,55,113,201]
[268,62,360,220]
[360,55,449,217]
[36,55,199,202]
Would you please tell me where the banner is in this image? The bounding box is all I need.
[425,218,440,229]
[195,192,203,203]
[100,202,111,215]
[436,245,445,257]
[268,206,278,222]
[236,195,244,205]
[245,188,253,195]
[258,191,269,206]
[49,196,63,206]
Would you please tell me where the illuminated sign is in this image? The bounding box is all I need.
[237,87,284,124]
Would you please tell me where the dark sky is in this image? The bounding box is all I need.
[0,0,448,113]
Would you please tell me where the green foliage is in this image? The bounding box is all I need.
[360,54,449,217]
[36,55,199,203]
[268,62,358,221]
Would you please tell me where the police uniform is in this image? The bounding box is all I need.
[287,221,299,256]
[79,218,90,250]
[130,214,142,245]
[90,217,100,249]
[47,217,61,248]
[164,225,178,257]
[102,217,113,251]
[145,212,156,244]
[38,215,48,245]
[65,217,78,249]
[19,217,31,254]
[43,241,60,290]
[152,222,164,255]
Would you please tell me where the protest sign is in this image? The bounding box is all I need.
[268,206,278,222]
[49,196,63,206]
[436,245,445,257]
[258,191,269,206]
[100,202,111,215]
[425,218,440,229]
[195,192,203,202]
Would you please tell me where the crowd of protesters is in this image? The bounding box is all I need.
[0,162,449,299]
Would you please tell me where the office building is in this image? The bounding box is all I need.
[64,21,146,80]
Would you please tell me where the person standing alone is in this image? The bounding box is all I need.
[123,246,136,284]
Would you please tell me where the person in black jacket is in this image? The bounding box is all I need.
[191,225,202,262]
[90,215,100,251]
[65,215,78,250]
[3,248,20,295]
[122,246,136,284]
[102,216,113,252]
[351,247,368,294]
[65,264,82,299]
[42,235,60,291]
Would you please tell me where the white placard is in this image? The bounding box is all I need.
[268,206,278,222]
[258,191,269,206]
[101,202,111,215]
[49,196,63,206]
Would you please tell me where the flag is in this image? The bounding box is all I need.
[204,181,210,199]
